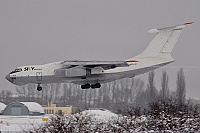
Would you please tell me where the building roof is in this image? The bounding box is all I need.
[20,102,44,113]
[0,102,6,111]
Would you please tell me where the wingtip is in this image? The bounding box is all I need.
[126,60,139,63]
[148,29,159,33]
[184,22,194,25]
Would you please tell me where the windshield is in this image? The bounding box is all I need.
[10,68,22,74]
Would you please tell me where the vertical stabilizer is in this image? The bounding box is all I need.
[135,22,193,58]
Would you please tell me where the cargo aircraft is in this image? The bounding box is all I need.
[5,22,193,91]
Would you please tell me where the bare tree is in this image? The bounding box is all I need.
[88,88,92,108]
[49,84,55,101]
[54,83,61,100]
[97,85,103,108]
[71,84,78,105]
[78,87,84,108]
[112,81,120,105]
[160,70,169,101]
[0,90,6,102]
[122,79,131,104]
[43,84,50,104]
[133,80,147,108]
[63,83,68,106]
[103,94,110,109]
[16,86,27,97]
[92,88,98,108]
[5,90,12,103]
[170,90,176,101]
[131,78,145,104]
[27,84,36,100]
[146,71,157,104]
[176,68,186,105]
[73,85,79,107]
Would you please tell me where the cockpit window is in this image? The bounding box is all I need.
[10,68,22,74]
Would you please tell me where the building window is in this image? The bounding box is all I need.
[58,110,62,115]
[52,110,54,114]
[46,110,48,114]
[49,110,51,114]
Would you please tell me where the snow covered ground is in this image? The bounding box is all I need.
[81,108,118,122]
[0,109,118,132]
[0,115,45,132]
[1,109,198,132]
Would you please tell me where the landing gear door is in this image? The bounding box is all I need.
[36,72,42,81]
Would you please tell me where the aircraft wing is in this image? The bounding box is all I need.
[61,60,138,70]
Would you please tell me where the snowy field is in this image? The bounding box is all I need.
[0,115,46,132]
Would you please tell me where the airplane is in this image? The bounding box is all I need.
[5,22,193,91]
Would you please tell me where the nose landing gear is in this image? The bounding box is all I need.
[37,84,42,91]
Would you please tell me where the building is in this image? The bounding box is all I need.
[0,102,6,114]
[3,102,44,116]
[43,102,76,115]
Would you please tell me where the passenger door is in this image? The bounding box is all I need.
[36,72,42,81]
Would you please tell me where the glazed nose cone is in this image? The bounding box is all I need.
[5,74,12,83]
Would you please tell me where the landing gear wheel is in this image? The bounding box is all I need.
[95,83,101,88]
[37,84,42,91]
[85,83,90,89]
[91,84,96,89]
[81,83,91,89]
[91,83,101,89]
[81,85,86,89]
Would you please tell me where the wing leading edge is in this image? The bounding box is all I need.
[61,60,138,70]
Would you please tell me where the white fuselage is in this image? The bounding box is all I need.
[6,56,174,86]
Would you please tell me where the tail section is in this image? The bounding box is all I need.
[135,22,193,58]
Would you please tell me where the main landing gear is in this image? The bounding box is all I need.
[81,83,101,89]
[37,84,42,91]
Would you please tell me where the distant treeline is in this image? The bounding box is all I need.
[0,69,187,112]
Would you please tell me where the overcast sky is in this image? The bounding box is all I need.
[0,0,200,98]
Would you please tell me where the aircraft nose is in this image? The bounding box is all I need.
[5,74,12,83]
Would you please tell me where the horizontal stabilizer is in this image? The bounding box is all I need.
[148,22,194,33]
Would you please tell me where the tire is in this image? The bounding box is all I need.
[85,83,90,89]
[91,84,96,89]
[81,85,86,89]
[37,86,42,91]
[95,83,101,88]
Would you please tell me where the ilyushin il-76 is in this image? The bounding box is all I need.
[6,22,193,91]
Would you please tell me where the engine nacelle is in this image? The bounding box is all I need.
[55,67,103,77]
[54,69,67,77]
[66,68,91,77]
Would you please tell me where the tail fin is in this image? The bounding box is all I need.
[135,22,193,58]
